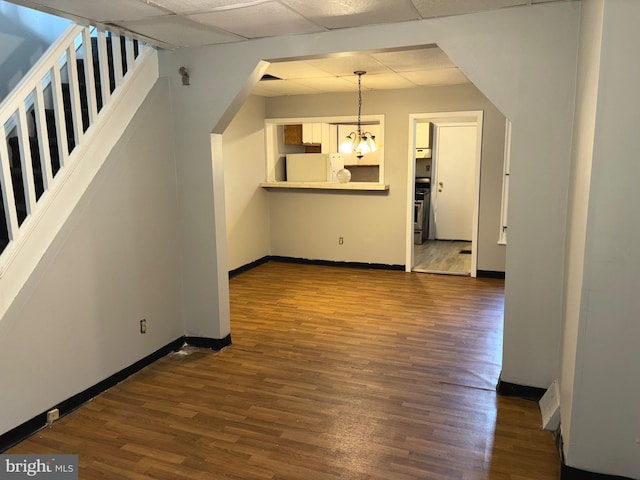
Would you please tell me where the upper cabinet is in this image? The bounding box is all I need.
[416,122,432,158]
[284,123,330,147]
[302,123,323,145]
[283,124,304,145]
[416,122,432,148]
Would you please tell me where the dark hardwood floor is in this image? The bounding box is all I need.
[8,261,560,479]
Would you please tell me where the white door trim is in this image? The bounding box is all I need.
[405,111,484,277]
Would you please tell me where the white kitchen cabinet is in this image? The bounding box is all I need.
[416,122,432,148]
[302,123,323,144]
[283,123,328,146]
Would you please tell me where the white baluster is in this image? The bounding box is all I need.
[51,64,70,168]
[0,131,19,241]
[33,84,53,191]
[96,30,111,105]
[124,36,135,73]
[111,33,124,89]
[81,27,98,126]
[66,41,84,146]
[16,103,37,214]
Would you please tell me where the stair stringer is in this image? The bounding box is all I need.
[0,49,159,320]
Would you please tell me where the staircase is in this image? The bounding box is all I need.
[0,24,158,315]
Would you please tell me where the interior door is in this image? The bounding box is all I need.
[433,124,477,241]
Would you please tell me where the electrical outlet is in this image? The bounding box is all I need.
[46,408,59,424]
[140,319,147,334]
[339,237,344,245]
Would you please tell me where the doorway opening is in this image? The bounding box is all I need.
[406,112,484,276]
[414,240,473,275]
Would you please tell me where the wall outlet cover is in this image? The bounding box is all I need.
[46,408,59,424]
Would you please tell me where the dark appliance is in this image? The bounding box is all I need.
[414,177,431,244]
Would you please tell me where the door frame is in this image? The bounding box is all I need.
[405,111,484,277]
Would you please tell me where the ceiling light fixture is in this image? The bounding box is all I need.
[339,71,377,159]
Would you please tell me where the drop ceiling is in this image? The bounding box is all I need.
[5,0,575,96]
[252,46,471,97]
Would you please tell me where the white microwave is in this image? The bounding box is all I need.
[286,153,344,182]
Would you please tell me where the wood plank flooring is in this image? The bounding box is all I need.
[414,240,472,275]
[7,262,560,479]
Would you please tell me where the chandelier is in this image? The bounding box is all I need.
[339,71,377,159]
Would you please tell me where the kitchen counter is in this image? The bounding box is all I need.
[260,181,389,191]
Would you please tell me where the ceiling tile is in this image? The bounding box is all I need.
[252,80,323,97]
[21,0,168,22]
[371,47,456,72]
[346,72,418,90]
[280,0,421,29]
[410,0,527,18]
[258,46,469,96]
[119,15,243,47]
[303,54,391,77]
[187,2,324,39]
[400,68,469,86]
[265,61,341,80]
[149,0,262,15]
[293,77,357,92]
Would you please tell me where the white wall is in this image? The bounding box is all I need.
[0,1,70,101]
[479,7,579,389]
[561,1,640,477]
[164,59,235,341]
[264,84,506,270]
[160,1,580,390]
[561,0,603,458]
[0,79,183,435]
[223,95,271,271]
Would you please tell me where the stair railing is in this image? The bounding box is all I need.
[0,24,152,263]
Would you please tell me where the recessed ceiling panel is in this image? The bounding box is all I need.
[21,0,169,22]
[304,55,390,77]
[252,80,323,97]
[293,77,357,92]
[410,0,527,18]
[265,61,340,80]
[345,72,417,90]
[401,68,469,86]
[188,2,324,38]
[371,47,456,72]
[280,0,421,29]
[256,46,473,96]
[119,15,243,47]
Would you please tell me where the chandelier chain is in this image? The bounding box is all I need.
[337,70,375,159]
[357,72,362,136]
